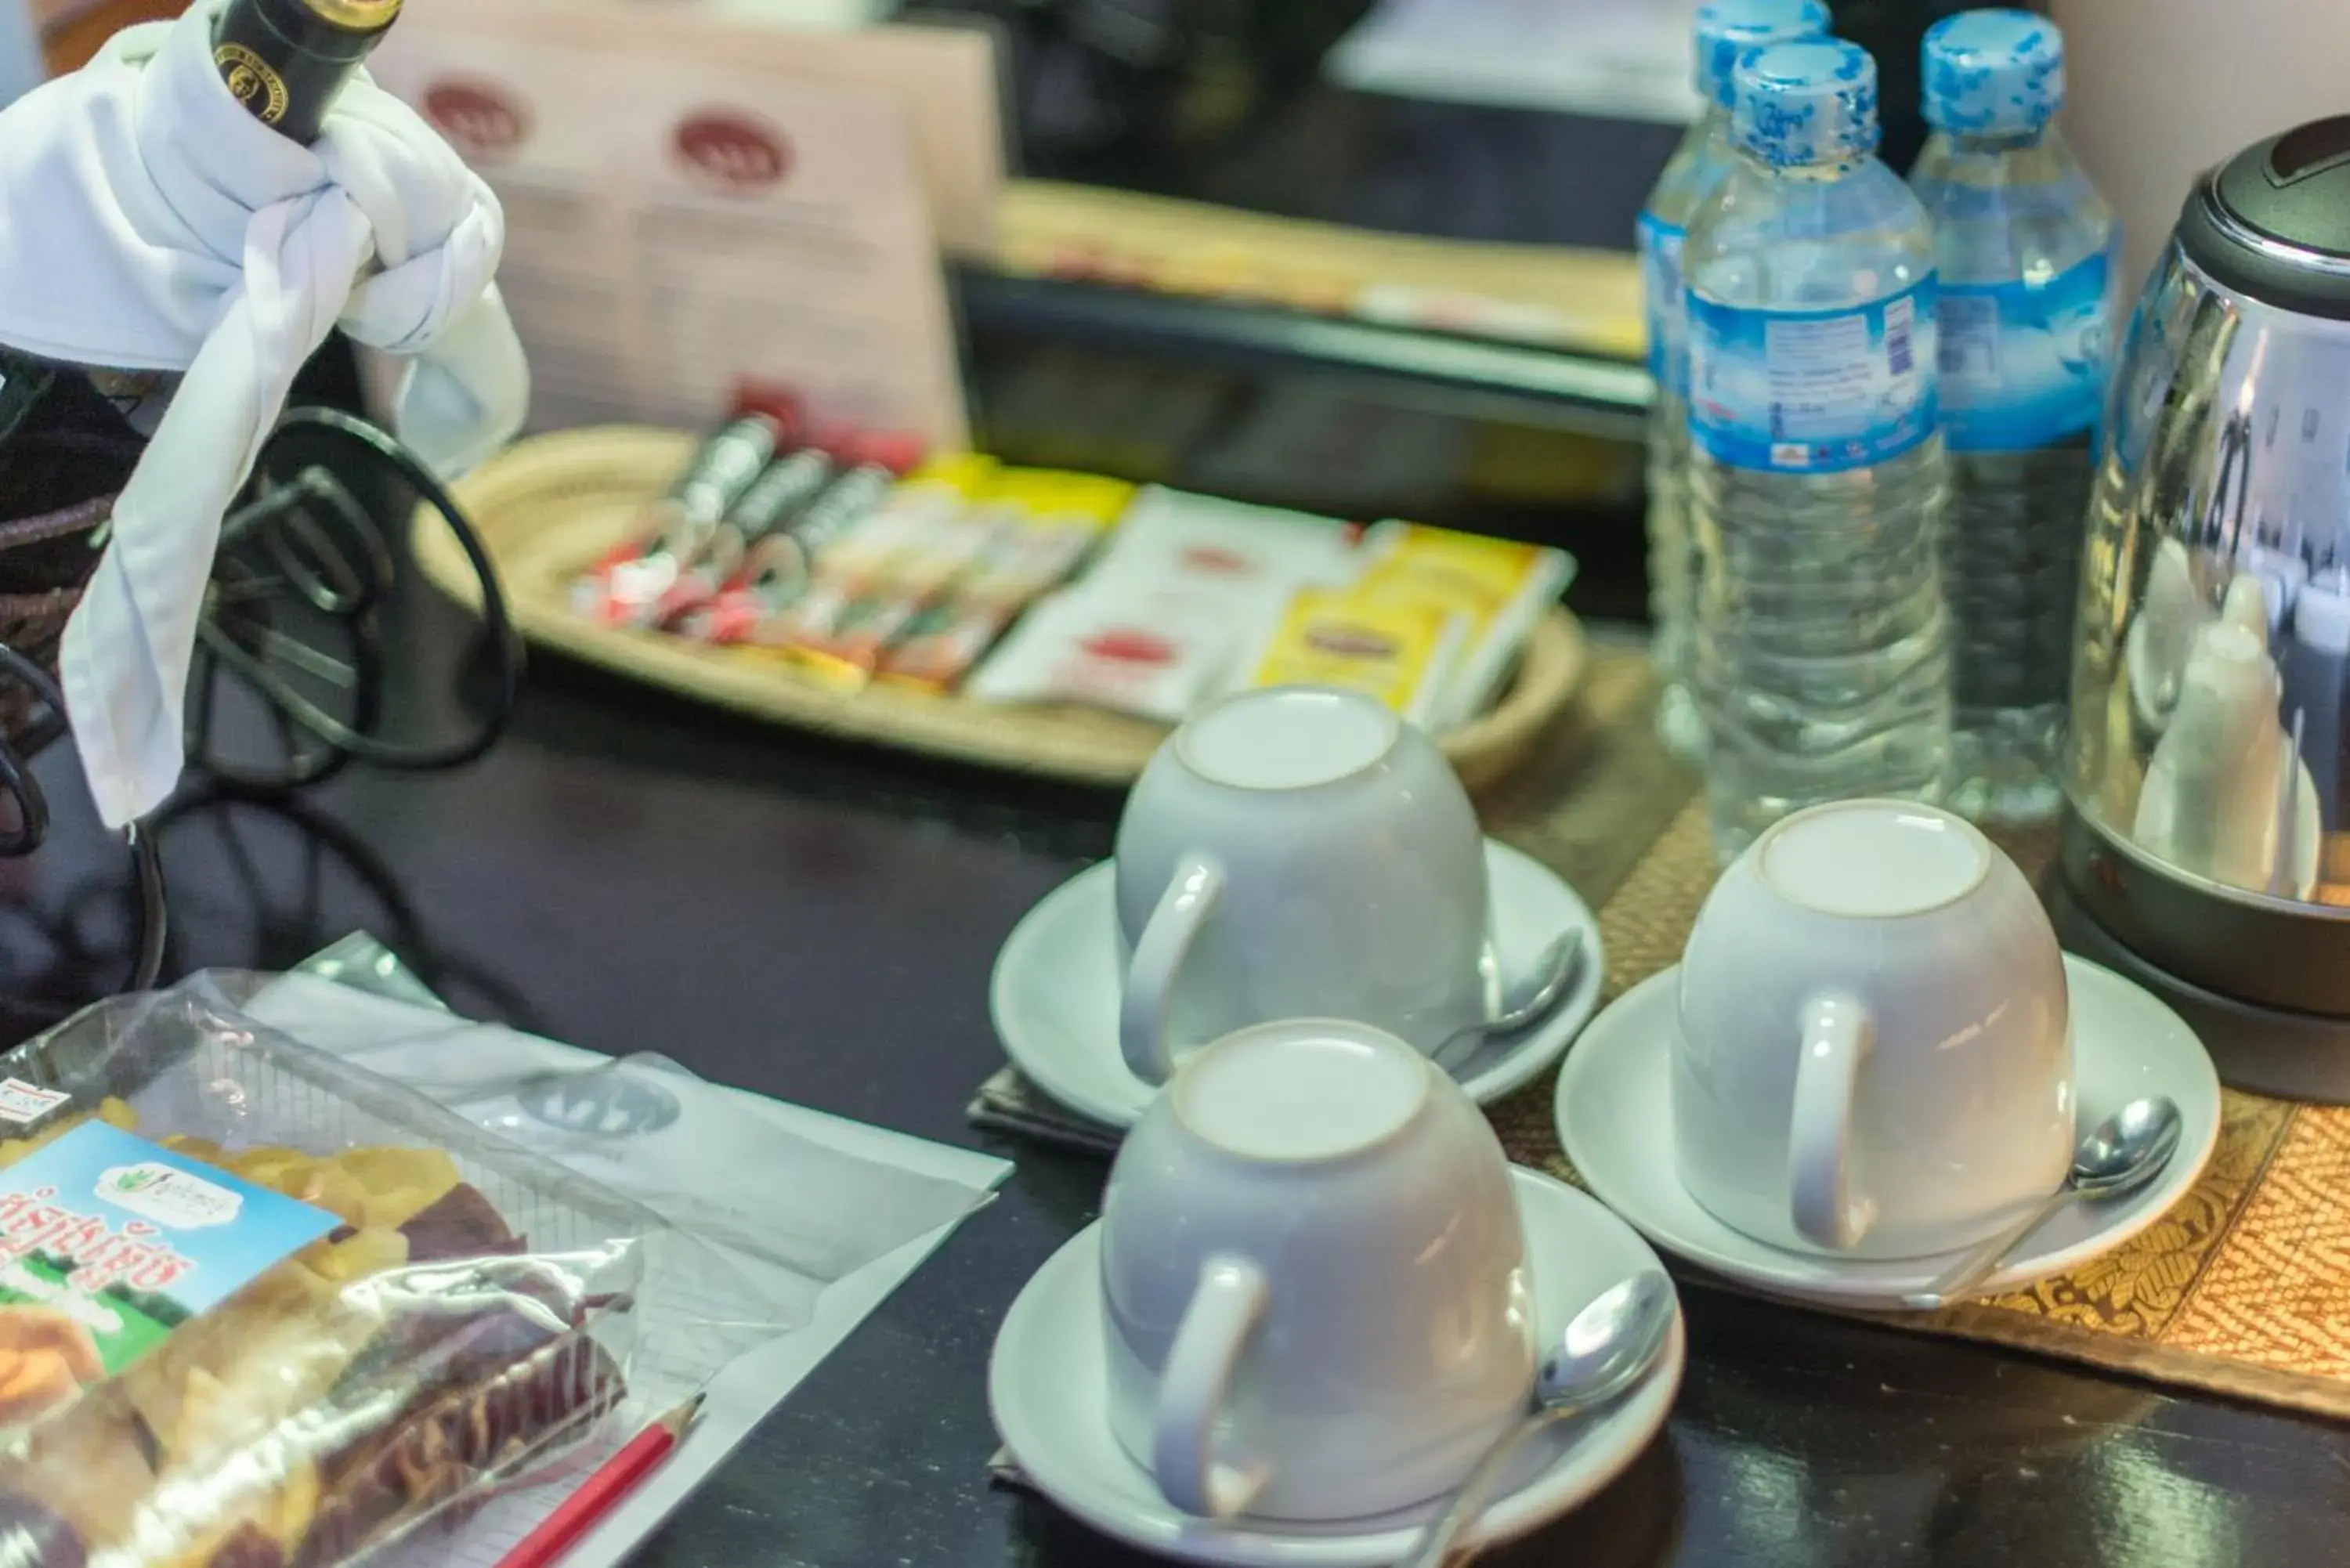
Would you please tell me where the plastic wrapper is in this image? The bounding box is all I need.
[237,961,997,1329]
[0,973,791,1568]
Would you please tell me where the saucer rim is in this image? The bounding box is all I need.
[990,841,1605,1129]
[987,1166,1685,1568]
[1553,956,2223,1306]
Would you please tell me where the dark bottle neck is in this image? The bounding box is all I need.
[2,0,402,514]
[211,0,403,145]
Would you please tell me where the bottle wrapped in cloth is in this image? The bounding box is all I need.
[0,0,527,829]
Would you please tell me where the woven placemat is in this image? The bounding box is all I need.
[976,638,2350,1421]
[1495,799,2350,1420]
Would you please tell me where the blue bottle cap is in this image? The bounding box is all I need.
[1731,39,1882,167]
[1693,0,1832,109]
[1923,10,2065,136]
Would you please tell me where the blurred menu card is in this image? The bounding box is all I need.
[371,0,979,443]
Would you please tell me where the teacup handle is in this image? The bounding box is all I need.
[1121,854,1225,1086]
[1154,1254,1269,1519]
[1789,993,1875,1250]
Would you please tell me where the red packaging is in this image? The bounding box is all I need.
[570,392,801,627]
[674,432,927,647]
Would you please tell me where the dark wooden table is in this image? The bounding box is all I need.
[8,576,2349,1568]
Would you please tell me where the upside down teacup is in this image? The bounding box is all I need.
[1099,1017,1534,1521]
[1115,685,1491,1086]
[1673,799,2074,1259]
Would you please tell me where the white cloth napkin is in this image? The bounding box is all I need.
[0,0,526,828]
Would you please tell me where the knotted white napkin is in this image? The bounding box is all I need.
[0,0,526,828]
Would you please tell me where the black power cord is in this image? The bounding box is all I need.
[0,404,522,1006]
[191,405,524,787]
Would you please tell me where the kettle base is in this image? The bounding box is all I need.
[2047,876,2350,1103]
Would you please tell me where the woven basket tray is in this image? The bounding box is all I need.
[416,426,1588,789]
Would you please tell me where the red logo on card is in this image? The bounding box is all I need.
[1079,630,1178,667]
[674,112,793,195]
[421,80,530,164]
[1178,546,1256,577]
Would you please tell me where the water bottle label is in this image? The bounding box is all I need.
[1936,249,2111,451]
[1637,209,1687,396]
[1687,280,1940,473]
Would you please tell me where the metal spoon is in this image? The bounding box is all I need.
[1400,1270,1676,1568]
[1902,1095,2183,1313]
[1430,929,1588,1071]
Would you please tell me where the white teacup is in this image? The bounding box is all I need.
[1673,800,2074,1260]
[1115,685,1491,1086]
[1100,1018,1534,1522]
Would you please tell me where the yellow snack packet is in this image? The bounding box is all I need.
[1251,589,1462,725]
[1358,525,1548,614]
[904,452,1002,495]
[1353,522,1576,726]
[987,468,1136,525]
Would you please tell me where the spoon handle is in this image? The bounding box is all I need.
[1904,1186,2073,1312]
[1398,1404,1578,1568]
[1430,931,1585,1072]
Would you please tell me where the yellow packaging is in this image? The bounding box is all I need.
[904,452,1002,496]
[1250,589,1461,725]
[987,468,1136,525]
[1358,525,1549,616]
[1352,522,1576,726]
[783,465,1133,692]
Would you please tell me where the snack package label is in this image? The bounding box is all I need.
[0,1080,69,1126]
[0,1124,340,1377]
[1254,592,1454,719]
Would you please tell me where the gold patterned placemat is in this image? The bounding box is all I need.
[1480,797,2350,1420]
[973,641,2350,1420]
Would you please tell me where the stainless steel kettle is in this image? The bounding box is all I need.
[2061,114,2350,1093]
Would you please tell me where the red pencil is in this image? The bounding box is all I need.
[495,1395,706,1568]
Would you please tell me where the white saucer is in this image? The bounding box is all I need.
[990,841,1605,1128]
[1554,956,2222,1310]
[989,1167,1683,1568]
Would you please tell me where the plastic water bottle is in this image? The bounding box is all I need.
[1640,0,1831,764]
[1911,12,2116,824]
[1684,38,1953,857]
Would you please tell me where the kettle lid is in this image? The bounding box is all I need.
[2181,117,2350,320]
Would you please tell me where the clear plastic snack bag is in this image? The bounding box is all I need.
[236,959,997,1329]
[0,973,790,1568]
